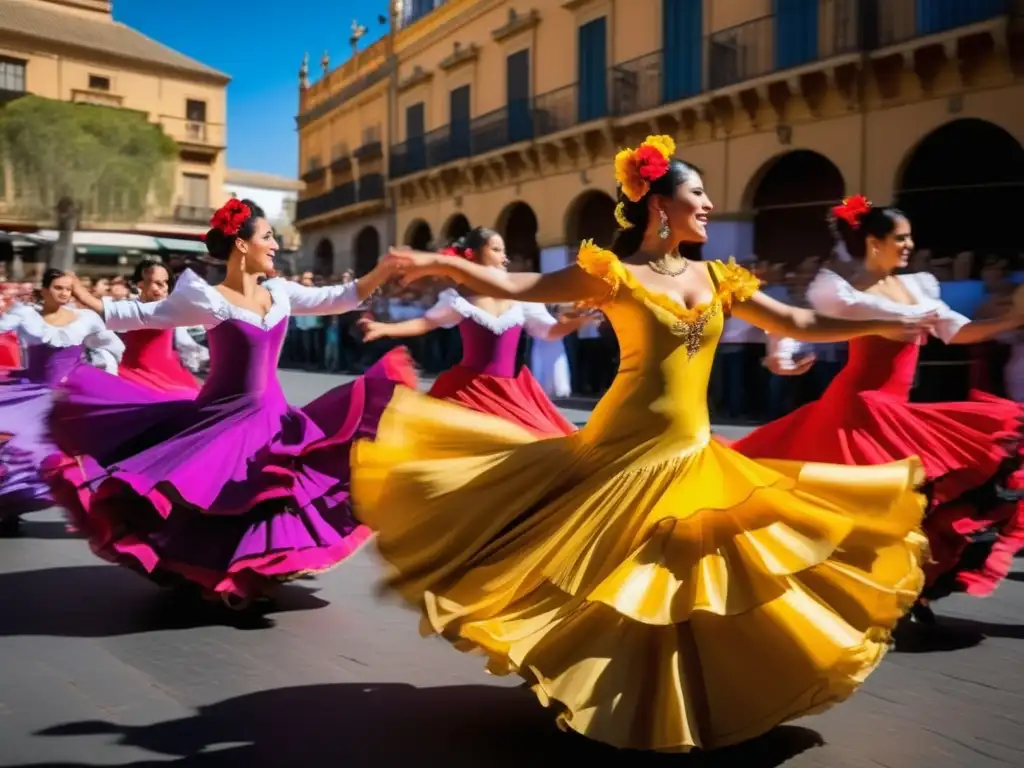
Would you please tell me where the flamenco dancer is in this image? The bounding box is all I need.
[43,198,413,608]
[0,269,124,534]
[110,259,207,396]
[734,196,1024,614]
[358,226,584,437]
[351,136,935,752]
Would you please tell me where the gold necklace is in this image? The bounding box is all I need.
[648,255,689,277]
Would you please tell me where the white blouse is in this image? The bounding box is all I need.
[102,269,365,333]
[425,288,559,339]
[768,269,970,364]
[0,303,124,374]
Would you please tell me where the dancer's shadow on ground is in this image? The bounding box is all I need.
[28,683,824,767]
[0,565,327,637]
[7,520,80,540]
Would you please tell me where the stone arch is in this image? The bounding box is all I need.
[353,226,381,277]
[441,213,471,243]
[403,219,433,250]
[896,118,1024,258]
[313,238,334,276]
[749,150,846,268]
[496,201,540,272]
[564,190,617,248]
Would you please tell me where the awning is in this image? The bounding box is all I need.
[36,230,163,256]
[156,237,207,254]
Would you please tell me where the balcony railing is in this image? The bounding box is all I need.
[355,140,383,162]
[295,182,356,221]
[874,0,1008,48]
[159,116,226,148]
[388,0,1011,179]
[358,173,385,201]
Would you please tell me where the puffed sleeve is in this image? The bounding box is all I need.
[521,302,559,339]
[710,259,761,310]
[575,240,622,307]
[102,269,218,332]
[0,303,28,333]
[805,270,884,319]
[80,311,124,374]
[423,289,466,328]
[273,278,364,316]
[174,326,209,372]
[912,272,970,344]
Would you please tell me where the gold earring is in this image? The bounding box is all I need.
[658,209,670,240]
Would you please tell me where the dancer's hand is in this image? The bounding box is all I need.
[879,312,938,343]
[387,248,454,285]
[764,353,816,376]
[358,317,387,342]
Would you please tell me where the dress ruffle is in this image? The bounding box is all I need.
[428,364,575,437]
[44,348,416,598]
[0,379,59,517]
[732,387,1024,595]
[352,388,927,752]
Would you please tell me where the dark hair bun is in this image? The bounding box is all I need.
[203,198,267,261]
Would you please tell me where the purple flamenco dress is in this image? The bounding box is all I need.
[44,270,414,600]
[0,303,125,523]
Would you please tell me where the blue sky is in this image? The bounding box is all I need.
[116,0,391,179]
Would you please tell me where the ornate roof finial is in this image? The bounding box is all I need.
[299,52,309,89]
[321,49,330,75]
[350,18,367,54]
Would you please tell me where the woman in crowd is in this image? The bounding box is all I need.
[0,269,124,534]
[350,136,934,753]
[111,259,208,396]
[44,198,413,608]
[358,227,584,437]
[734,197,1024,612]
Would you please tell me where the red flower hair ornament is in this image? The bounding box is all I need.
[440,245,475,261]
[832,195,871,229]
[208,199,252,237]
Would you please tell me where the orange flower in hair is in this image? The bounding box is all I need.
[832,195,871,229]
[614,135,676,202]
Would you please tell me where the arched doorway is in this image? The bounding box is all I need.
[353,226,380,277]
[404,219,432,250]
[565,190,617,248]
[441,213,471,244]
[749,150,845,268]
[497,201,540,272]
[897,119,1024,259]
[313,238,334,276]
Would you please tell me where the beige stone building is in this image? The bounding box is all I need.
[297,0,1022,274]
[0,0,229,253]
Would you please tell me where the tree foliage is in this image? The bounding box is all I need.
[0,95,177,222]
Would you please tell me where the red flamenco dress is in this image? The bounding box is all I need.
[733,268,1024,600]
[421,288,575,438]
[0,332,20,370]
[117,327,204,396]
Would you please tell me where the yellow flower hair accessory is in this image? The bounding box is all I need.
[614,201,633,230]
[614,134,676,203]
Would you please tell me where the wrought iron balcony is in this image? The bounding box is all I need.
[358,173,385,201]
[873,0,1008,48]
[174,204,214,224]
[354,140,383,162]
[295,181,357,222]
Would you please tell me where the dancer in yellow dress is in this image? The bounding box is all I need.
[352,137,936,752]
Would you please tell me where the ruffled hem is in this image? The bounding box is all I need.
[44,348,414,598]
[353,389,927,752]
[428,365,575,438]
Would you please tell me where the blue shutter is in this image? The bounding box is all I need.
[578,17,608,123]
[775,0,819,71]
[662,0,703,102]
[917,0,1005,36]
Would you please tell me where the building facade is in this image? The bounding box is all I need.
[294,39,391,278]
[296,0,1023,274]
[0,0,229,247]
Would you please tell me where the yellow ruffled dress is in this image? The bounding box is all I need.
[351,244,927,753]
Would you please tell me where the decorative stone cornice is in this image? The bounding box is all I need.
[491,8,540,43]
[397,65,433,93]
[438,42,480,72]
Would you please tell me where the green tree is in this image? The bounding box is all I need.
[0,95,177,271]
